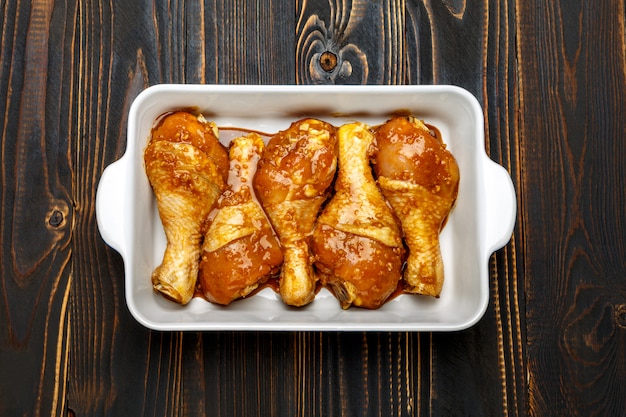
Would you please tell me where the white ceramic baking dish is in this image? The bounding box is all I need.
[96,84,516,331]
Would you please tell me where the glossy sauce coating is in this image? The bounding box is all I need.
[199,134,283,305]
[312,225,404,309]
[152,111,229,183]
[373,116,459,198]
[254,119,338,204]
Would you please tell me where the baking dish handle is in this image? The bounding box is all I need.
[483,158,517,254]
[96,157,127,256]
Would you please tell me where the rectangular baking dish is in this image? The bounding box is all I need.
[96,84,516,331]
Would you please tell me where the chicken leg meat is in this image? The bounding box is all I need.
[253,119,338,307]
[311,122,405,309]
[199,133,283,305]
[144,111,228,304]
[373,116,459,297]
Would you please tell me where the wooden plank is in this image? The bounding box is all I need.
[517,1,626,416]
[0,1,72,415]
[202,0,296,84]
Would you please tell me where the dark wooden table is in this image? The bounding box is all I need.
[2,1,625,416]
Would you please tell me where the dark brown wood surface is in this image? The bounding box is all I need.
[1,0,624,416]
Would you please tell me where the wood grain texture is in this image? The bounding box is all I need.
[0,1,72,415]
[1,0,625,416]
[296,0,405,84]
[517,1,626,416]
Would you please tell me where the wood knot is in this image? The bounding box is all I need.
[48,210,64,227]
[319,51,337,72]
[615,304,626,328]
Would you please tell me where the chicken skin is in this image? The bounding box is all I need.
[373,116,459,297]
[311,122,405,309]
[253,119,338,306]
[144,111,228,304]
[199,133,283,305]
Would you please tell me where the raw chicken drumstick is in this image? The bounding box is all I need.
[373,116,459,297]
[253,119,338,307]
[311,122,405,309]
[199,133,283,305]
[144,111,228,304]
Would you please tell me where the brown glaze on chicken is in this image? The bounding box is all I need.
[199,133,283,305]
[373,116,459,297]
[253,119,338,306]
[311,122,405,309]
[144,111,228,304]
